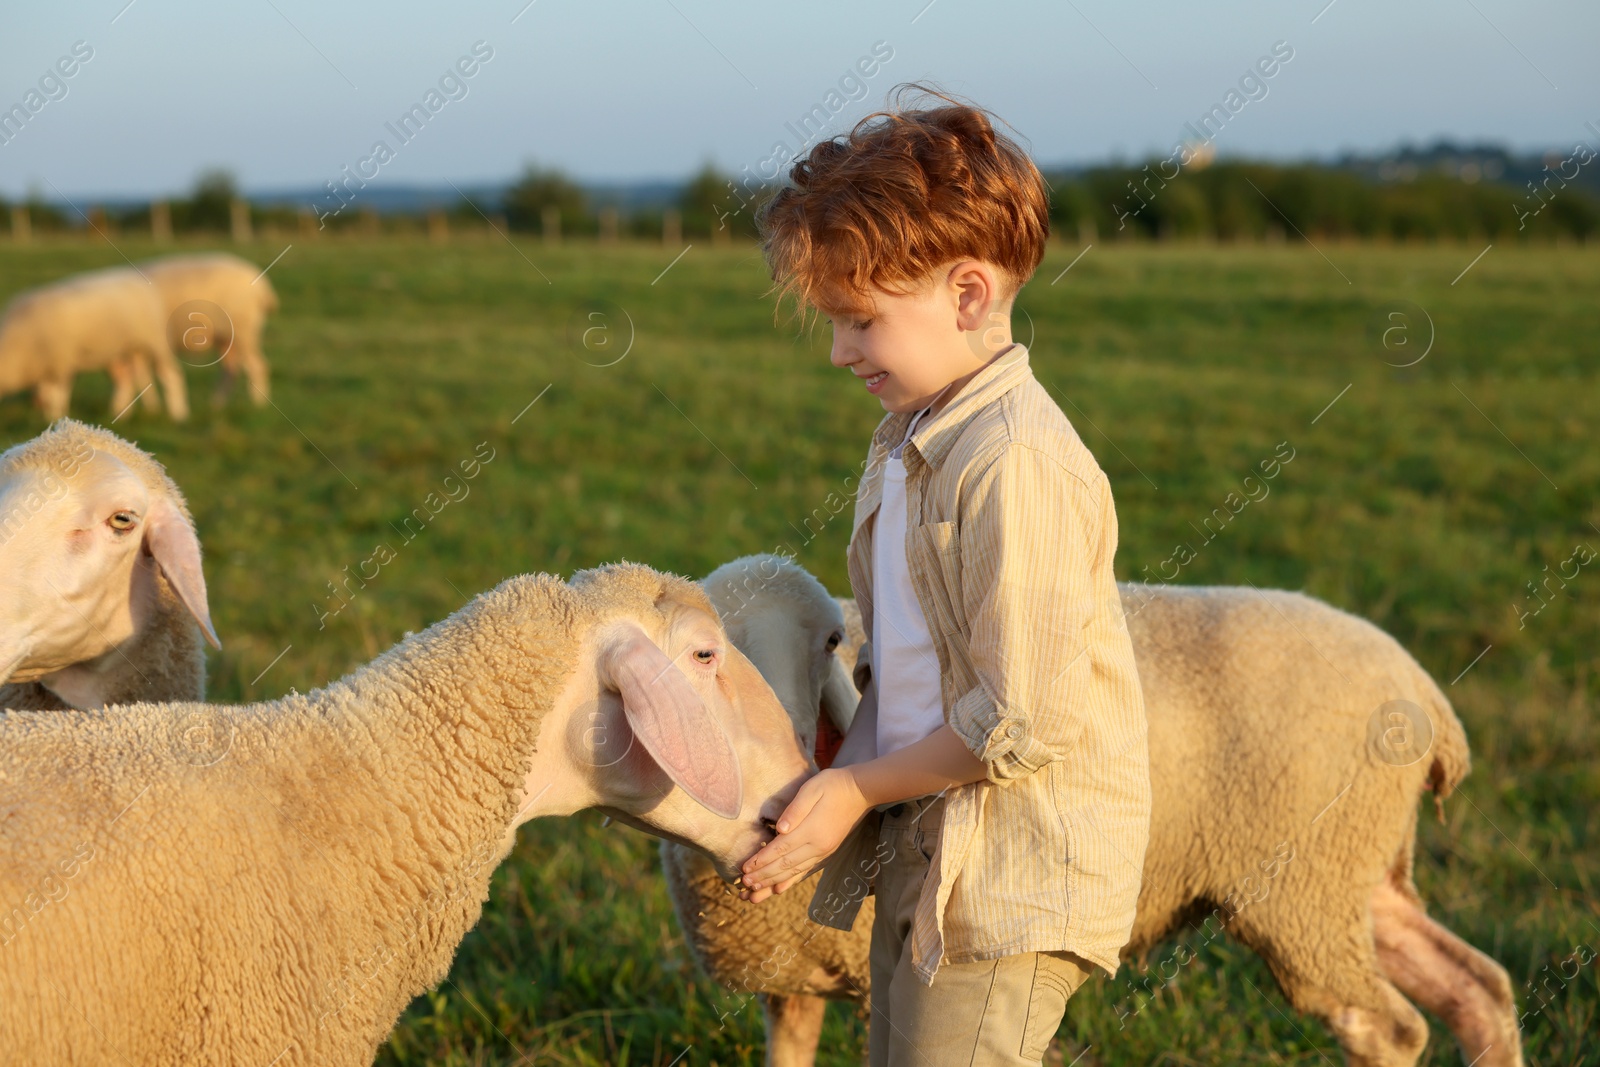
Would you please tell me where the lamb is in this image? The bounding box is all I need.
[0,561,813,1066]
[0,418,218,712]
[0,267,190,421]
[670,554,1521,1067]
[139,253,278,406]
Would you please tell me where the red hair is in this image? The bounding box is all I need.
[757,84,1050,323]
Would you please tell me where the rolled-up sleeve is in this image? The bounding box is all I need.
[946,443,1103,783]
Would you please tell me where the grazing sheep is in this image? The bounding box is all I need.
[0,419,218,712]
[140,253,278,406]
[0,562,812,1067]
[0,267,189,421]
[672,554,1521,1067]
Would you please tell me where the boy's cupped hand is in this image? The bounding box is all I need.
[739,767,869,904]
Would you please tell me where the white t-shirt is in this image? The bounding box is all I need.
[873,408,947,758]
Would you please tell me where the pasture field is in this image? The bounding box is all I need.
[0,237,1594,1065]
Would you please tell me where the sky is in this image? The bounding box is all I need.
[0,0,1594,201]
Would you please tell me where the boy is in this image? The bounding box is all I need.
[739,87,1152,1066]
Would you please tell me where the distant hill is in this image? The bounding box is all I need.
[13,138,1596,243]
[1040,138,1600,198]
[43,178,690,217]
[244,177,690,215]
[39,138,1596,214]
[1329,140,1600,198]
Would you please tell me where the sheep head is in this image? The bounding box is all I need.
[702,554,858,767]
[0,419,218,706]
[525,564,812,882]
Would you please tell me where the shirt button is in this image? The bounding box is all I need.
[1006,721,1022,739]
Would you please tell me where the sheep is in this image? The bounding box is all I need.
[0,267,189,421]
[139,253,278,406]
[0,561,813,1067]
[671,554,1521,1067]
[661,557,871,1064]
[0,419,218,712]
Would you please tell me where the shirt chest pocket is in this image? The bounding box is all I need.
[911,521,965,638]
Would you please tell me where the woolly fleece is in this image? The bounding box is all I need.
[0,563,706,1066]
[673,572,1488,1067]
[0,267,186,419]
[142,253,277,404]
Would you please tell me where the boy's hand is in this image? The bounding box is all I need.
[739,767,869,904]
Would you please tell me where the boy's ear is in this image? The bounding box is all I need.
[949,260,1002,332]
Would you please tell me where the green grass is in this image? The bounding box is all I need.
[1,236,1595,1064]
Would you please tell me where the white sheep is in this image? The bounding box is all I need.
[0,561,812,1066]
[661,556,870,1066]
[670,554,1521,1067]
[0,267,189,421]
[0,419,218,711]
[141,253,278,406]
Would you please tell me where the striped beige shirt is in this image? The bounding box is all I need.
[808,344,1151,982]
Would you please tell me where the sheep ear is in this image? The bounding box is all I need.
[820,654,859,734]
[851,640,872,694]
[606,628,742,819]
[144,495,221,650]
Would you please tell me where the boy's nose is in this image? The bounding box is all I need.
[829,336,856,368]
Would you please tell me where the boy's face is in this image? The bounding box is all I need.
[820,260,1011,416]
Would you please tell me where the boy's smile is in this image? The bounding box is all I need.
[822,259,1014,418]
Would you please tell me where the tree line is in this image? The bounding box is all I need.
[6,153,1596,243]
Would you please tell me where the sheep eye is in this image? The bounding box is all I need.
[825,632,842,653]
[693,648,717,664]
[107,511,137,532]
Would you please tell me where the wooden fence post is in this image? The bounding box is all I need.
[542,205,560,245]
[428,209,449,244]
[230,199,253,242]
[663,209,682,246]
[599,206,619,245]
[151,200,172,243]
[10,204,30,243]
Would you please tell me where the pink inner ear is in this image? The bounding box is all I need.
[610,632,742,819]
[144,495,220,649]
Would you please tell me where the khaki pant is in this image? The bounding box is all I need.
[869,795,1094,1067]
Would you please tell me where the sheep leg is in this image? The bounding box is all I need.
[235,333,271,405]
[106,357,157,417]
[1321,980,1432,1067]
[209,326,238,407]
[107,359,137,417]
[1231,901,1429,1067]
[34,377,72,420]
[759,992,826,1067]
[145,343,190,422]
[1371,880,1523,1067]
[129,355,160,411]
